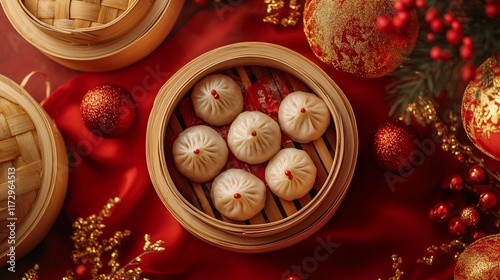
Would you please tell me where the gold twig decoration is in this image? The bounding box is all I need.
[417,239,467,266]
[378,254,404,280]
[21,197,165,280]
[263,0,302,27]
[402,95,500,183]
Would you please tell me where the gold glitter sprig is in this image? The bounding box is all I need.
[263,0,302,27]
[378,254,404,280]
[22,264,39,280]
[21,197,165,280]
[416,239,467,266]
[402,95,500,184]
[65,197,131,278]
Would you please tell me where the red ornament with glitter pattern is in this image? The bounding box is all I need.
[303,0,419,78]
[461,55,500,161]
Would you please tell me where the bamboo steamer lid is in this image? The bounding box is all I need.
[0,74,68,264]
[20,0,155,44]
[146,42,358,252]
[1,0,184,72]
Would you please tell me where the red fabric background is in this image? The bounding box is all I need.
[2,1,498,279]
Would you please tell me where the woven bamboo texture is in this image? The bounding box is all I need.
[0,75,68,264]
[147,43,359,252]
[0,90,42,246]
[23,0,133,29]
[2,0,181,70]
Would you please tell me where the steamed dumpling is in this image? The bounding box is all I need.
[265,148,317,201]
[172,125,228,183]
[227,111,281,164]
[211,169,266,221]
[191,74,244,126]
[278,91,330,143]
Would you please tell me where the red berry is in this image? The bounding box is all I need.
[460,45,474,60]
[394,0,406,12]
[392,11,411,30]
[460,206,480,226]
[448,216,467,236]
[75,264,90,278]
[429,201,452,222]
[376,15,393,33]
[285,273,303,280]
[461,63,475,81]
[462,36,474,47]
[451,20,463,32]
[401,0,415,8]
[479,191,498,208]
[443,13,456,24]
[468,165,487,184]
[430,46,442,60]
[443,174,464,191]
[446,29,462,45]
[486,3,500,17]
[426,32,435,41]
[430,18,444,33]
[440,50,451,62]
[425,8,439,22]
[415,0,426,9]
[470,230,486,241]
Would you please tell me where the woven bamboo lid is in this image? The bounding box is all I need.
[0,74,68,264]
[1,0,183,72]
[20,0,154,44]
[146,42,358,252]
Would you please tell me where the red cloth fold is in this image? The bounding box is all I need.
[6,1,495,279]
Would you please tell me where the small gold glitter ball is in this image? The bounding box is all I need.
[303,0,419,78]
[454,234,500,280]
[461,55,500,161]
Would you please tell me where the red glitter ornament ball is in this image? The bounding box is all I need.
[303,0,419,78]
[81,84,138,138]
[369,120,420,173]
[461,55,500,161]
[455,234,500,280]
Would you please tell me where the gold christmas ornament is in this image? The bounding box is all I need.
[461,55,500,161]
[454,234,500,280]
[303,0,419,78]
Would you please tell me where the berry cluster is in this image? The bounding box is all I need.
[422,7,478,81]
[376,0,500,82]
[376,0,422,33]
[429,165,499,241]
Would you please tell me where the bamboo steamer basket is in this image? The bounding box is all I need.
[1,0,184,72]
[146,42,358,253]
[20,0,155,44]
[0,74,68,264]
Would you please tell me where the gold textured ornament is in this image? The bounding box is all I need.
[263,0,303,26]
[454,234,500,280]
[303,0,418,78]
[461,55,500,161]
